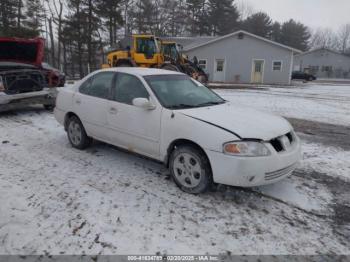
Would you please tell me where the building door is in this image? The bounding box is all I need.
[213,59,225,82]
[251,60,265,83]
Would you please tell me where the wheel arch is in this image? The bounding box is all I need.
[64,112,79,131]
[165,139,212,171]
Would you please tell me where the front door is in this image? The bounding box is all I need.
[213,59,225,82]
[107,72,162,159]
[251,60,264,83]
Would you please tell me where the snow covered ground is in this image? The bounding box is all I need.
[0,84,349,255]
[216,84,350,126]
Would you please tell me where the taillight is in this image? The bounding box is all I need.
[0,76,4,92]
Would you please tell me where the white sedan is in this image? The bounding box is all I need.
[54,68,301,194]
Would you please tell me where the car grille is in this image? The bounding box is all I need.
[265,163,297,181]
[270,132,295,153]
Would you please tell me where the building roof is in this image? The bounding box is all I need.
[161,36,217,50]
[183,30,302,53]
[294,47,350,58]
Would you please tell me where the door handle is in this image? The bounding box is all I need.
[109,107,118,114]
[75,99,81,105]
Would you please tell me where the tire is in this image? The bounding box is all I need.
[67,115,92,150]
[197,74,208,84]
[161,64,180,72]
[169,145,212,194]
[309,76,314,81]
[117,62,132,67]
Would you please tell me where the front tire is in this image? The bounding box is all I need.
[161,64,180,72]
[169,145,212,194]
[67,116,92,149]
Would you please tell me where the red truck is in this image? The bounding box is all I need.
[0,37,61,112]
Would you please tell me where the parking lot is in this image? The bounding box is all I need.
[0,83,349,255]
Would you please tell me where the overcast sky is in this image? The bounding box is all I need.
[243,0,350,30]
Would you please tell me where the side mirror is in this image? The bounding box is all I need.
[132,98,156,110]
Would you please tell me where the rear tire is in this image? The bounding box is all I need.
[161,64,180,72]
[67,116,92,150]
[169,145,212,194]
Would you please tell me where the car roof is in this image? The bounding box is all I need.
[96,67,184,77]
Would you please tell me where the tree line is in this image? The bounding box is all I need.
[0,0,349,78]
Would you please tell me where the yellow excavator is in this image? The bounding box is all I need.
[102,34,208,83]
[161,40,208,83]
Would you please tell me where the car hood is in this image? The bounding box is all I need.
[0,37,45,67]
[178,103,292,141]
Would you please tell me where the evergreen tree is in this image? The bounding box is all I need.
[186,0,208,36]
[280,19,310,51]
[207,0,239,36]
[130,0,157,34]
[96,0,123,46]
[270,21,282,42]
[167,0,187,36]
[25,0,46,36]
[242,12,272,38]
[0,0,20,36]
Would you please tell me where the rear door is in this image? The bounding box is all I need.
[106,72,162,159]
[73,71,115,140]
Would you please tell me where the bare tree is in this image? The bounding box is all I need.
[309,28,338,50]
[236,0,254,21]
[48,17,55,67]
[338,24,350,53]
[46,0,64,69]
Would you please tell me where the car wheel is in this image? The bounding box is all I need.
[67,116,92,149]
[309,76,314,81]
[169,145,212,194]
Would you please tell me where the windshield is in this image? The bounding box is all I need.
[136,38,158,56]
[144,75,225,109]
[162,44,179,61]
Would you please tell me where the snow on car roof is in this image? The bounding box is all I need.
[98,67,184,76]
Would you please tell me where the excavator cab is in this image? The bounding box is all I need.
[161,42,181,63]
[160,41,208,83]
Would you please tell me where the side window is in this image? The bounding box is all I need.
[80,72,115,99]
[79,78,92,95]
[113,73,149,105]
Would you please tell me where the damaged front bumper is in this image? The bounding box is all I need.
[0,88,57,112]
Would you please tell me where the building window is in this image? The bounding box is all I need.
[216,59,225,72]
[272,61,282,71]
[322,66,333,72]
[310,66,319,72]
[198,59,207,70]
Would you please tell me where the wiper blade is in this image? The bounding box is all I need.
[194,101,225,107]
[168,104,196,109]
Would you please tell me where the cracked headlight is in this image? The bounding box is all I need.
[223,141,271,157]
